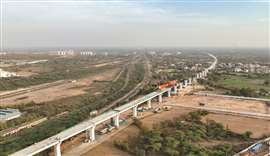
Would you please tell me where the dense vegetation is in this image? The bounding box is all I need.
[115,111,252,156]
[200,72,270,98]
[0,58,146,155]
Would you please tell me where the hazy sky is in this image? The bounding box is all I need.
[2,0,269,49]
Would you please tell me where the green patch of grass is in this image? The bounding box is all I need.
[216,75,270,92]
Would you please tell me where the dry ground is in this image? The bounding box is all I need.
[79,89,270,156]
[0,68,120,106]
[81,104,270,156]
[202,114,270,138]
[168,94,269,115]
[15,65,51,77]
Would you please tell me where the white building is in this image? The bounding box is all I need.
[80,51,94,56]
[0,69,17,77]
[234,68,242,72]
[57,50,74,56]
[0,108,21,122]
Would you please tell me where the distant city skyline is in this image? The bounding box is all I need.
[1,0,269,49]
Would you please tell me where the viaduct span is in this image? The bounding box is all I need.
[11,53,217,156]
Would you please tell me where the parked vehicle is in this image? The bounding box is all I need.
[154,107,162,113]
[163,106,171,111]
[198,102,205,106]
[98,127,108,135]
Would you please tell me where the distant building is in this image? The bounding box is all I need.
[57,50,74,56]
[234,68,242,72]
[0,108,21,122]
[80,51,94,56]
[0,69,16,77]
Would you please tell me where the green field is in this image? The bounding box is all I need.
[213,73,270,98]
[216,75,269,91]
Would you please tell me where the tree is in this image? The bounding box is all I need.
[162,137,180,156]
[264,79,269,85]
[142,130,163,153]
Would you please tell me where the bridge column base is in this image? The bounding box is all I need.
[158,94,162,103]
[86,126,95,142]
[133,106,138,117]
[147,100,152,109]
[54,143,61,156]
[114,114,120,128]
[167,91,171,97]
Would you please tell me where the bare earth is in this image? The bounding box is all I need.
[16,66,51,77]
[167,94,269,114]
[202,114,270,138]
[79,89,270,156]
[0,68,120,106]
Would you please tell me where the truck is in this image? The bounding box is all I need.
[198,102,205,106]
[163,106,171,111]
[154,107,162,113]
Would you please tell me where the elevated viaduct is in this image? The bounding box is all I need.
[11,54,217,156]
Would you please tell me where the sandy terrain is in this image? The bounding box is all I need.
[0,68,120,106]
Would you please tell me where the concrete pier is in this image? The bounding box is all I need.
[167,90,171,97]
[268,140,270,155]
[173,86,178,94]
[86,126,96,141]
[193,77,197,83]
[179,83,183,90]
[188,78,192,85]
[158,94,162,103]
[133,106,138,117]
[184,80,188,87]
[114,114,120,128]
[147,100,151,108]
[199,72,202,78]
[54,143,61,156]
